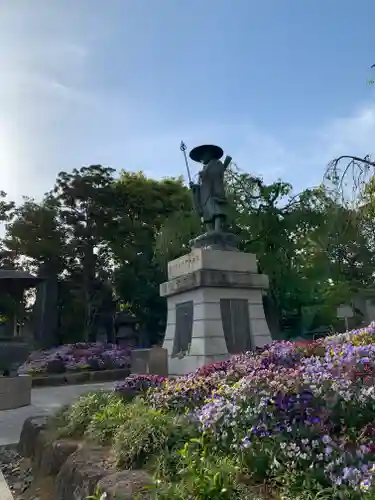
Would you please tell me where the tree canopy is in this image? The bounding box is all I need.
[1,158,374,344]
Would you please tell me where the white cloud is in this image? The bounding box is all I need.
[320,102,375,160]
[0,3,95,200]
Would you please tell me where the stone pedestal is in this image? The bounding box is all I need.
[160,248,272,375]
[131,346,168,376]
[0,340,30,374]
[0,375,31,410]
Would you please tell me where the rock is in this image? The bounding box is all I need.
[55,446,115,500]
[18,416,49,458]
[31,430,48,474]
[97,470,153,500]
[41,440,79,477]
[33,431,79,477]
[12,481,22,490]
[86,358,101,371]
[46,358,66,374]
[101,355,116,370]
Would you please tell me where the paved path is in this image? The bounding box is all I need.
[0,470,13,500]
[0,382,114,446]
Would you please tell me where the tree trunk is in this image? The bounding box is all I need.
[82,241,97,342]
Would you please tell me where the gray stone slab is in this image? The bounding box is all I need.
[167,248,258,280]
[131,347,168,376]
[0,381,114,445]
[220,298,252,353]
[160,269,269,297]
[0,375,31,410]
[173,301,193,357]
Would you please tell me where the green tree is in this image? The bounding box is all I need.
[2,168,192,345]
[49,165,117,341]
[2,166,118,342]
[111,172,192,344]
[324,154,375,296]
[4,156,371,345]
[156,166,365,336]
[3,197,66,275]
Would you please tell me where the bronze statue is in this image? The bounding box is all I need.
[189,144,232,233]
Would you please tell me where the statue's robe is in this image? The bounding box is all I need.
[198,159,226,223]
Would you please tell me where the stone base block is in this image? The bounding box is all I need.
[161,249,272,376]
[166,248,258,280]
[0,340,30,373]
[130,346,168,376]
[0,375,31,410]
[163,287,271,375]
[168,353,230,376]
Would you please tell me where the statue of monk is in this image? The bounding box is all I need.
[189,144,232,232]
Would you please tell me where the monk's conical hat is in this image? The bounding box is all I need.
[189,144,224,163]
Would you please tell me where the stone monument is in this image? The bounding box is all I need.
[115,311,139,347]
[160,144,272,375]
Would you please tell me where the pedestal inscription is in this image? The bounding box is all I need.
[220,298,252,354]
[172,300,194,357]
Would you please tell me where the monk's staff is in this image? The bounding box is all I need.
[180,141,192,184]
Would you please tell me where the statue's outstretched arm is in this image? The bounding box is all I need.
[223,156,232,170]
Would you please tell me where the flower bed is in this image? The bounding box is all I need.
[18,342,130,375]
[114,374,167,396]
[53,323,375,498]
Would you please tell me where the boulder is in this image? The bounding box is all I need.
[46,358,66,374]
[55,446,115,500]
[18,415,49,458]
[97,470,153,500]
[33,431,79,477]
[86,358,101,371]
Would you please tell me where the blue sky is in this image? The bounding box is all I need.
[1,0,375,201]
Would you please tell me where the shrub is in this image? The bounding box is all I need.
[113,399,197,471]
[151,437,250,500]
[114,374,167,398]
[85,396,129,445]
[54,391,120,438]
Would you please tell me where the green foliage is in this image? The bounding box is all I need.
[3,156,375,343]
[86,486,107,500]
[0,190,14,224]
[1,167,191,344]
[112,399,197,470]
[54,391,120,438]
[151,437,253,500]
[85,396,129,445]
[156,167,366,336]
[4,197,65,272]
[110,172,192,343]
[51,165,117,341]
